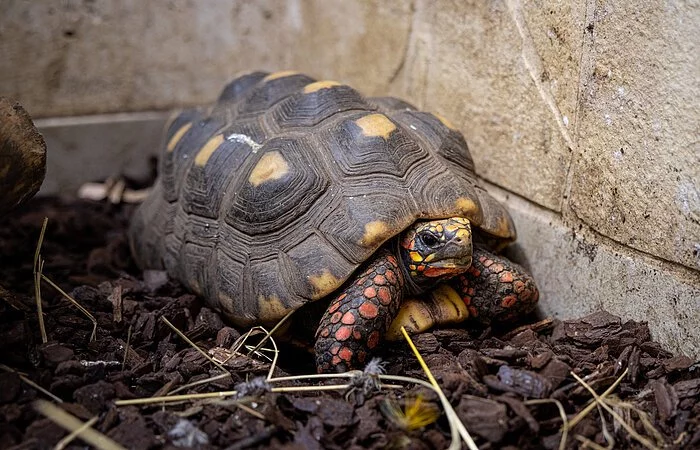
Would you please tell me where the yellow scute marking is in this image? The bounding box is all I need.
[355,114,396,140]
[455,197,478,215]
[249,151,289,186]
[360,221,390,247]
[263,70,299,81]
[309,270,340,297]
[166,123,192,152]
[258,295,291,321]
[194,134,224,166]
[303,80,342,93]
[434,113,457,130]
[495,214,515,239]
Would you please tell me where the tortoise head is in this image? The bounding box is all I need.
[399,217,473,291]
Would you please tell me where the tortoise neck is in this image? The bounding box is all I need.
[393,239,428,296]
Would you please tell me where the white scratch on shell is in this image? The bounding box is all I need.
[227,133,263,153]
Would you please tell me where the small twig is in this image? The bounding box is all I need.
[208,398,267,420]
[401,326,478,450]
[161,316,228,373]
[41,274,97,342]
[168,372,232,396]
[571,371,659,450]
[596,403,615,449]
[524,398,568,450]
[121,325,132,373]
[606,398,666,447]
[33,217,49,343]
[116,390,239,406]
[566,368,628,430]
[246,311,293,358]
[34,400,125,450]
[575,434,609,450]
[1,364,63,403]
[54,416,99,450]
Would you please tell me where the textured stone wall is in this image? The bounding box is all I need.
[2,0,698,357]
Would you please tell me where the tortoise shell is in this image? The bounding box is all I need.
[128,71,516,326]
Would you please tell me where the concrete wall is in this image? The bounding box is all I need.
[2,0,698,357]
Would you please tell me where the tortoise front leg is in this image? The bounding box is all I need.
[451,247,539,325]
[385,248,539,338]
[314,249,405,373]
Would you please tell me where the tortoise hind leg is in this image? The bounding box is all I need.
[452,247,539,325]
[314,249,405,373]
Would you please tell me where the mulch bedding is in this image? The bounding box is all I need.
[0,197,698,450]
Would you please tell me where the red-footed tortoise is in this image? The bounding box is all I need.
[129,71,539,373]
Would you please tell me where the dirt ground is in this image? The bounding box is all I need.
[0,197,698,449]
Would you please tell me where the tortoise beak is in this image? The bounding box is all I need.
[422,256,472,278]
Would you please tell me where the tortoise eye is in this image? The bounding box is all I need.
[419,232,439,247]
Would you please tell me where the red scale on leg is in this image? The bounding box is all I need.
[367,331,380,349]
[359,303,379,319]
[330,311,342,324]
[338,347,353,362]
[327,301,341,314]
[341,311,356,324]
[499,272,514,283]
[373,274,387,285]
[363,287,377,298]
[385,270,397,284]
[335,326,352,341]
[377,287,392,305]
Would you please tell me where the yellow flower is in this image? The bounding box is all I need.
[380,394,441,431]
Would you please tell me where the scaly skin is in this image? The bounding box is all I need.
[315,249,405,373]
[314,218,539,373]
[451,247,539,325]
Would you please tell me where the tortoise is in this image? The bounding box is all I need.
[128,71,539,373]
